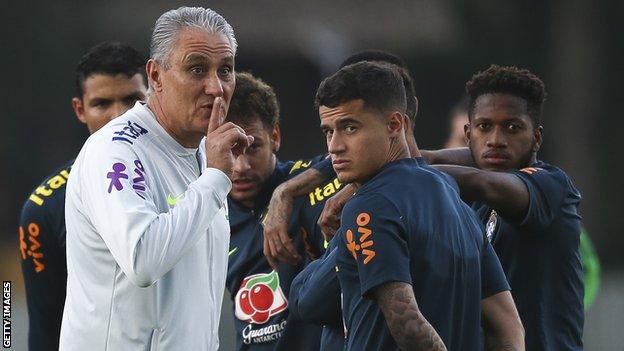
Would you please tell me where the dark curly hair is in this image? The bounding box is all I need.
[315,61,406,116]
[75,42,145,98]
[466,65,546,126]
[339,51,417,123]
[227,72,280,129]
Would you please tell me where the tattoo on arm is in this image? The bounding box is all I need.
[374,282,447,351]
[280,168,329,198]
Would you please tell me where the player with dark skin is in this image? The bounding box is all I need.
[433,66,583,351]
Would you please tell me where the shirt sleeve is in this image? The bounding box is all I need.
[19,198,67,349]
[481,242,510,298]
[290,239,342,326]
[78,139,231,287]
[341,194,411,298]
[511,166,569,231]
[311,156,336,177]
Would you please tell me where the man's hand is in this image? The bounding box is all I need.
[263,167,331,268]
[317,183,356,240]
[205,97,253,178]
[263,185,301,268]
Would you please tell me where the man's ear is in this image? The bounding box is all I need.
[72,97,86,124]
[533,125,543,152]
[271,124,281,152]
[146,59,163,92]
[464,122,471,146]
[387,111,405,137]
[413,96,419,118]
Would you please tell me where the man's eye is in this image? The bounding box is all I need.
[477,123,489,130]
[190,66,206,75]
[219,66,232,76]
[507,124,521,131]
[345,125,357,133]
[93,101,110,108]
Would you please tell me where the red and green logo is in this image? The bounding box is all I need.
[235,271,288,324]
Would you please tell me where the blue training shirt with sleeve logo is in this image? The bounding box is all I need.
[19,160,73,351]
[226,156,327,351]
[473,160,584,351]
[336,158,485,351]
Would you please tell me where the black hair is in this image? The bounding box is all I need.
[315,61,406,116]
[75,42,146,97]
[227,72,280,129]
[339,50,417,123]
[466,65,546,126]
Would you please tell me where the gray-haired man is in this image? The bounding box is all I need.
[60,7,252,350]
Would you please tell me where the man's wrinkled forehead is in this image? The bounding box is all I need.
[173,28,234,62]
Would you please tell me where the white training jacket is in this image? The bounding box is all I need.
[60,102,231,350]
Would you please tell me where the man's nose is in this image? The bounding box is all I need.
[109,102,128,121]
[328,132,346,155]
[204,72,224,97]
[486,127,508,148]
[233,154,251,174]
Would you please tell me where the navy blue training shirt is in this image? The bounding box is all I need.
[19,160,73,351]
[474,161,584,350]
[227,157,329,351]
[336,158,485,351]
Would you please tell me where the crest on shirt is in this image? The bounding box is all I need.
[486,210,498,243]
[234,271,288,324]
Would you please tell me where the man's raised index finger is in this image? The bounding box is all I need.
[207,97,223,133]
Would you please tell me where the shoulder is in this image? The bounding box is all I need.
[22,159,73,213]
[85,104,152,155]
[285,154,328,177]
[343,191,400,224]
[362,158,451,199]
[515,161,580,196]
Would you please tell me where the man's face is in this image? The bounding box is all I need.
[150,28,235,146]
[229,117,280,208]
[320,99,394,184]
[466,93,542,171]
[72,73,147,134]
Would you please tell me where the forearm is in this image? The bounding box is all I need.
[421,147,475,166]
[485,334,524,351]
[375,282,446,351]
[433,165,528,219]
[482,291,525,351]
[295,250,341,325]
[277,167,331,198]
[91,169,230,287]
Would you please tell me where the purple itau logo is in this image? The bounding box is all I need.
[107,163,128,193]
[132,160,147,199]
[234,271,288,324]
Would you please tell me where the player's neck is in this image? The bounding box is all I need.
[407,135,422,158]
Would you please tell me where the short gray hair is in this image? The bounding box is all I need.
[150,7,237,69]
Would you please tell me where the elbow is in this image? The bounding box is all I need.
[129,251,159,288]
[127,268,157,288]
[296,292,340,325]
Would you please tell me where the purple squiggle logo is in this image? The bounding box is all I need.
[107,163,128,193]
